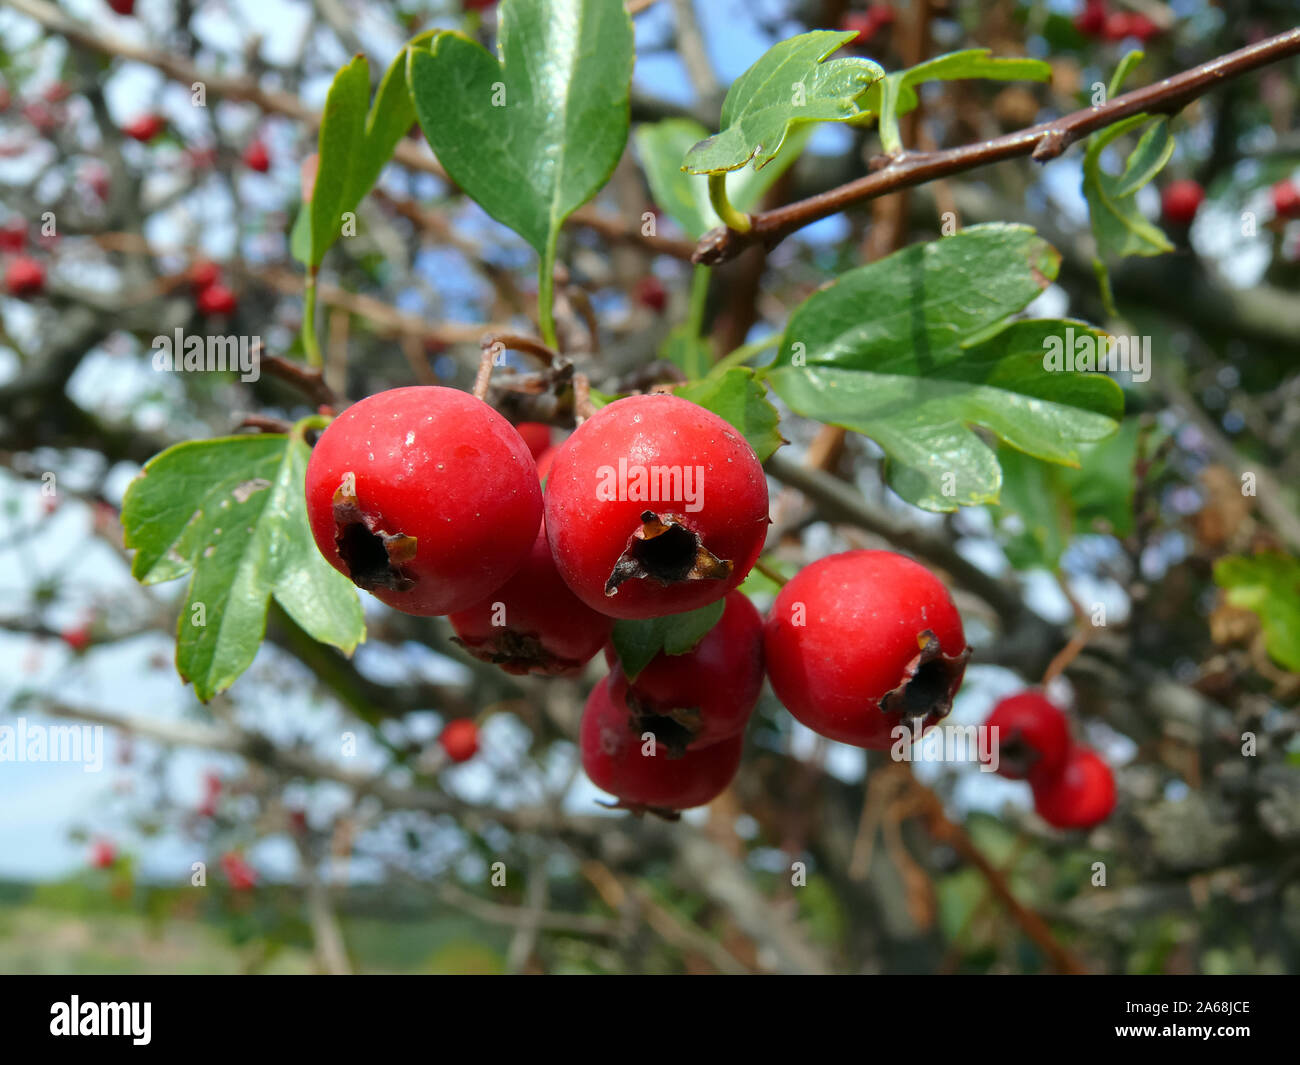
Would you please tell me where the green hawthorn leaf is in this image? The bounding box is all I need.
[1114,117,1174,197]
[1084,115,1175,263]
[122,434,364,700]
[347,32,434,209]
[407,0,634,256]
[310,55,370,266]
[1214,554,1300,672]
[857,49,1051,154]
[659,322,713,379]
[682,31,882,175]
[610,600,726,680]
[676,368,784,462]
[765,224,1123,511]
[637,118,811,238]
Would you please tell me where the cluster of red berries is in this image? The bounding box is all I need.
[1,218,45,299]
[305,388,971,816]
[1074,1,1160,43]
[190,259,238,316]
[981,691,1116,829]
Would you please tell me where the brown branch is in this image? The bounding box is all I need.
[694,28,1300,265]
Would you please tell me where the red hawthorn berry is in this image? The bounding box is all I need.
[5,257,45,298]
[463,0,498,10]
[515,421,552,460]
[61,626,92,653]
[764,550,969,749]
[580,676,744,816]
[196,282,237,315]
[305,386,543,616]
[1102,11,1135,41]
[981,691,1070,780]
[604,589,764,755]
[242,139,270,172]
[1074,0,1108,37]
[190,259,221,292]
[220,851,257,890]
[0,218,25,253]
[634,275,667,313]
[22,102,59,133]
[448,522,614,676]
[1030,746,1116,829]
[90,839,116,869]
[544,393,769,620]
[85,165,110,201]
[287,808,309,835]
[198,770,221,816]
[1271,179,1300,219]
[534,444,558,484]
[1126,13,1159,42]
[866,3,895,28]
[108,0,136,14]
[123,114,164,142]
[1161,179,1204,226]
[438,718,479,763]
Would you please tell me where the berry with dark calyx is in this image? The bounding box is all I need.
[1030,746,1116,829]
[5,257,45,298]
[220,851,257,890]
[196,282,237,315]
[439,718,479,763]
[764,550,969,750]
[634,275,666,313]
[605,589,764,756]
[580,676,743,819]
[449,523,614,676]
[1271,179,1300,219]
[544,393,769,620]
[305,386,543,616]
[1161,179,1204,226]
[981,691,1070,780]
[242,139,270,172]
[515,421,552,460]
[123,114,164,142]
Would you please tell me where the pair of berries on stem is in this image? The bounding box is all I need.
[982,691,1116,829]
[303,387,971,813]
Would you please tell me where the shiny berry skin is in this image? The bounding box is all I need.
[123,114,164,142]
[1161,179,1204,226]
[5,257,44,298]
[764,550,968,749]
[220,851,257,890]
[196,282,237,315]
[580,676,744,816]
[515,421,552,459]
[1271,179,1300,219]
[1031,746,1116,829]
[981,691,1070,780]
[0,219,25,253]
[605,590,764,754]
[242,139,270,172]
[449,523,614,676]
[305,386,543,616]
[544,394,769,620]
[439,718,479,763]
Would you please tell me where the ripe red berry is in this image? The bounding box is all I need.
[1161,179,1204,226]
[108,0,136,14]
[544,394,769,620]
[5,256,45,298]
[0,218,25,253]
[196,282,237,315]
[1031,746,1116,829]
[605,589,764,755]
[1271,179,1300,219]
[764,550,968,749]
[90,839,116,869]
[981,691,1070,780]
[439,718,479,763]
[580,676,744,816]
[220,851,257,890]
[305,387,543,616]
[61,626,92,653]
[190,259,221,292]
[634,275,667,313]
[449,522,614,676]
[1074,1,1108,37]
[515,421,552,460]
[123,114,164,142]
[1126,13,1159,41]
[242,139,270,172]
